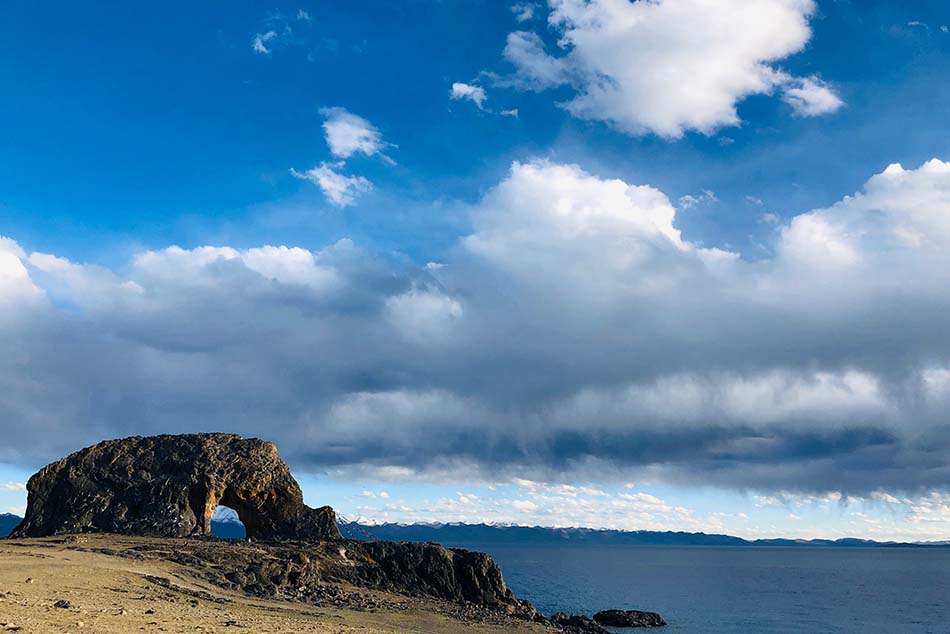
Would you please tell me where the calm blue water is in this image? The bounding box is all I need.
[448,544,950,634]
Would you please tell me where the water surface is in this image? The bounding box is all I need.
[448,544,950,634]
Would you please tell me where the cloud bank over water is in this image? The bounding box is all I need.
[3,159,950,495]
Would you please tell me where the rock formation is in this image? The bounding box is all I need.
[10,433,340,541]
[550,612,610,633]
[8,432,661,626]
[338,539,530,610]
[593,609,667,627]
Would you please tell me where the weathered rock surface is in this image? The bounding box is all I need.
[333,540,535,614]
[10,433,340,541]
[7,433,539,618]
[593,609,667,627]
[550,612,610,633]
[47,534,538,620]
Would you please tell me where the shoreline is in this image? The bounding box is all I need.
[0,535,549,634]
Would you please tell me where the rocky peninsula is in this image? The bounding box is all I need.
[5,433,665,632]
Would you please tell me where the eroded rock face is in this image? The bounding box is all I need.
[92,536,539,618]
[10,433,341,541]
[332,539,535,613]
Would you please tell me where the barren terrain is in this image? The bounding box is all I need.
[0,536,548,634]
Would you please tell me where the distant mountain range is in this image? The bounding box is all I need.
[0,513,247,540]
[0,514,20,537]
[336,521,950,548]
[2,512,947,547]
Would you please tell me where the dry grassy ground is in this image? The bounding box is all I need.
[0,536,548,634]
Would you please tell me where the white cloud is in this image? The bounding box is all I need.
[320,107,393,162]
[779,159,950,269]
[511,2,537,22]
[252,30,277,54]
[499,0,842,137]
[250,11,315,57]
[352,482,713,532]
[502,31,569,90]
[781,76,845,116]
[450,82,488,110]
[678,190,718,209]
[291,163,372,207]
[4,158,950,497]
[0,237,43,310]
[0,482,26,492]
[385,286,463,343]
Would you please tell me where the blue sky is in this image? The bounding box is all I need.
[3,1,950,540]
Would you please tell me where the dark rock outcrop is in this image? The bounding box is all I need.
[330,539,536,615]
[10,433,340,541]
[7,433,537,618]
[593,609,667,627]
[550,612,610,633]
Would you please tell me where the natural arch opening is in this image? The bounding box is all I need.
[210,505,246,539]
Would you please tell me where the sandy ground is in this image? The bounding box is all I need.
[0,537,547,634]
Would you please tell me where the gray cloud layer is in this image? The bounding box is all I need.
[3,159,950,494]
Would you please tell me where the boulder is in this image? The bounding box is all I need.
[10,433,340,541]
[593,609,667,627]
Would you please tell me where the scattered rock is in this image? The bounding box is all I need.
[593,609,667,627]
[23,578,33,584]
[53,599,72,609]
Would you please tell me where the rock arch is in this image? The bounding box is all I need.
[10,433,341,541]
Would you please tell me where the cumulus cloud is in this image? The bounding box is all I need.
[292,108,393,206]
[320,107,394,162]
[290,163,372,207]
[498,0,842,137]
[511,2,538,22]
[359,490,390,499]
[450,82,488,110]
[4,158,950,498]
[502,31,570,90]
[781,76,845,116]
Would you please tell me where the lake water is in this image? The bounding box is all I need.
[446,544,950,634]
